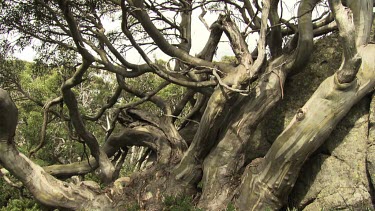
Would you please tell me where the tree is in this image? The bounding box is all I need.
[0,0,375,210]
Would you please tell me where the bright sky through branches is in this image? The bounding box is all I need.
[13,1,324,63]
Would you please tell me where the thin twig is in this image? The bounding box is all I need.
[163,114,200,124]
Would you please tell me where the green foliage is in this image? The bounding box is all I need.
[125,203,141,211]
[0,198,41,211]
[163,195,201,211]
[226,203,236,211]
[116,202,141,211]
[18,110,43,150]
[0,179,45,211]
[0,57,189,211]
[0,59,25,90]
[2,60,113,164]
[220,55,238,65]
[197,181,203,189]
[18,63,61,102]
[124,72,186,116]
[120,162,137,177]
[0,179,19,208]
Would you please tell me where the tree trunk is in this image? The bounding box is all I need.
[0,1,374,210]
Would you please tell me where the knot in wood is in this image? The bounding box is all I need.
[249,157,264,167]
[296,108,305,121]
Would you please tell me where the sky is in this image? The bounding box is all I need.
[13,1,302,63]
[13,7,237,63]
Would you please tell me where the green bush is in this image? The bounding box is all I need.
[163,195,201,211]
[0,198,41,211]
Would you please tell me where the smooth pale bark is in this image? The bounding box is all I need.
[235,44,375,210]
[198,58,286,210]
[198,0,318,209]
[172,0,271,187]
[172,84,236,185]
[345,0,374,46]
[0,143,114,210]
[1,1,374,210]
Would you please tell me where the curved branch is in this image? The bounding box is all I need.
[57,0,95,62]
[287,0,320,72]
[94,31,152,76]
[221,14,253,65]
[120,9,217,89]
[199,1,320,208]
[83,86,122,121]
[0,89,113,210]
[116,74,172,115]
[62,60,114,183]
[235,44,375,211]
[328,0,372,83]
[268,0,283,57]
[44,125,171,177]
[124,0,231,72]
[29,96,63,157]
[172,0,272,187]
[0,168,22,188]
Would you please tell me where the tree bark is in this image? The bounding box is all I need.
[0,89,115,210]
[235,44,375,210]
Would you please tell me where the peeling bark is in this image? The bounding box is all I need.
[235,44,375,210]
[1,1,375,210]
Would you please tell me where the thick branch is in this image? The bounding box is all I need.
[0,89,113,210]
[268,0,283,57]
[221,14,253,65]
[235,44,375,211]
[124,0,232,72]
[196,20,224,61]
[172,0,272,186]
[329,0,364,83]
[57,0,95,62]
[44,125,172,177]
[199,57,286,210]
[345,0,374,46]
[199,1,319,208]
[0,89,18,143]
[62,61,114,183]
[287,0,320,72]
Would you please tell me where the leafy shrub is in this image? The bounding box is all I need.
[163,195,201,211]
[0,198,41,211]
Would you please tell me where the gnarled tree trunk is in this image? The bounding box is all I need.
[0,0,374,210]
